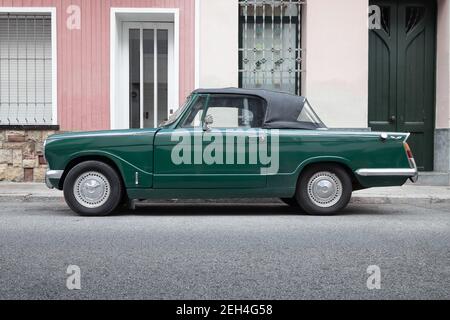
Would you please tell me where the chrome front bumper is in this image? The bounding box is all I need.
[45,170,63,189]
[355,158,419,183]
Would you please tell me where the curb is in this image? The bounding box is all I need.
[0,194,449,205]
[351,195,450,205]
[0,194,64,202]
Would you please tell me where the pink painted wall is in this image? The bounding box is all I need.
[0,0,195,131]
[436,0,450,129]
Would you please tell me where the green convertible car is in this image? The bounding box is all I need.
[44,88,418,216]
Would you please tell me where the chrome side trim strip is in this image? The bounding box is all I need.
[46,170,64,179]
[355,168,418,177]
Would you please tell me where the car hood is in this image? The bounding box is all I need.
[47,128,160,141]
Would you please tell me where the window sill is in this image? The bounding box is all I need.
[0,125,60,131]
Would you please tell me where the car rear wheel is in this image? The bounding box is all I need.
[296,164,352,215]
[63,161,123,216]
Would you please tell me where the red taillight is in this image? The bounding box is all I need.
[404,142,414,159]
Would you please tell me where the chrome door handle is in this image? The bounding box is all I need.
[259,133,266,142]
[249,133,266,142]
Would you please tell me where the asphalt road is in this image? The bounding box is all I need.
[0,199,449,300]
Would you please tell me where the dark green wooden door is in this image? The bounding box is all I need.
[369,0,436,171]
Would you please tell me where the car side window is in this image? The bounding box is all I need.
[205,95,266,129]
[180,96,206,128]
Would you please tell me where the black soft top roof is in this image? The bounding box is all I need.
[192,88,322,129]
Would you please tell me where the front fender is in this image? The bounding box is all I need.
[61,150,153,189]
[44,128,157,189]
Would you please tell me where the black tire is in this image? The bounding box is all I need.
[63,161,123,216]
[296,164,352,215]
[280,197,300,207]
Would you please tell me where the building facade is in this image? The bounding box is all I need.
[0,0,449,184]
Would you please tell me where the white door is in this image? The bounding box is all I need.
[122,22,175,128]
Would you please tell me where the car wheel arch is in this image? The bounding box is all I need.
[296,160,362,191]
[59,155,126,192]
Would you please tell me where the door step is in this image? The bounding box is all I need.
[407,172,450,186]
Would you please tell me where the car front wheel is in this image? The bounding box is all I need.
[296,164,352,215]
[63,161,123,216]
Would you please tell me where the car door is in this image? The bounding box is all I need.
[153,94,268,189]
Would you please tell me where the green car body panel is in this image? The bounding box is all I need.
[45,129,157,190]
[44,92,415,200]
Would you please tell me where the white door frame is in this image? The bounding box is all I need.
[110,8,179,129]
[122,22,174,128]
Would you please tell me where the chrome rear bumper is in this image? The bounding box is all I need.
[355,159,418,183]
[408,158,419,183]
[355,168,418,176]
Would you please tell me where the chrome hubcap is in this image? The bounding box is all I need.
[73,171,110,208]
[307,171,342,208]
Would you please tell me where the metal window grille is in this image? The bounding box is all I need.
[239,0,305,95]
[0,13,52,125]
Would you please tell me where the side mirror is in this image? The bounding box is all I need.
[203,114,214,131]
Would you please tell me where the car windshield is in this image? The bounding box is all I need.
[159,95,194,127]
[297,99,326,129]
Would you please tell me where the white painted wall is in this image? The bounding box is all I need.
[303,0,369,128]
[198,0,369,128]
[198,0,239,88]
[436,0,450,129]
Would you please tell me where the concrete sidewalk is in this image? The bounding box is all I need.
[0,182,449,205]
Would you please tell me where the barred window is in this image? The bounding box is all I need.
[239,0,305,95]
[0,13,53,125]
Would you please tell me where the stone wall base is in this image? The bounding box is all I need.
[0,130,57,182]
[435,128,450,173]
